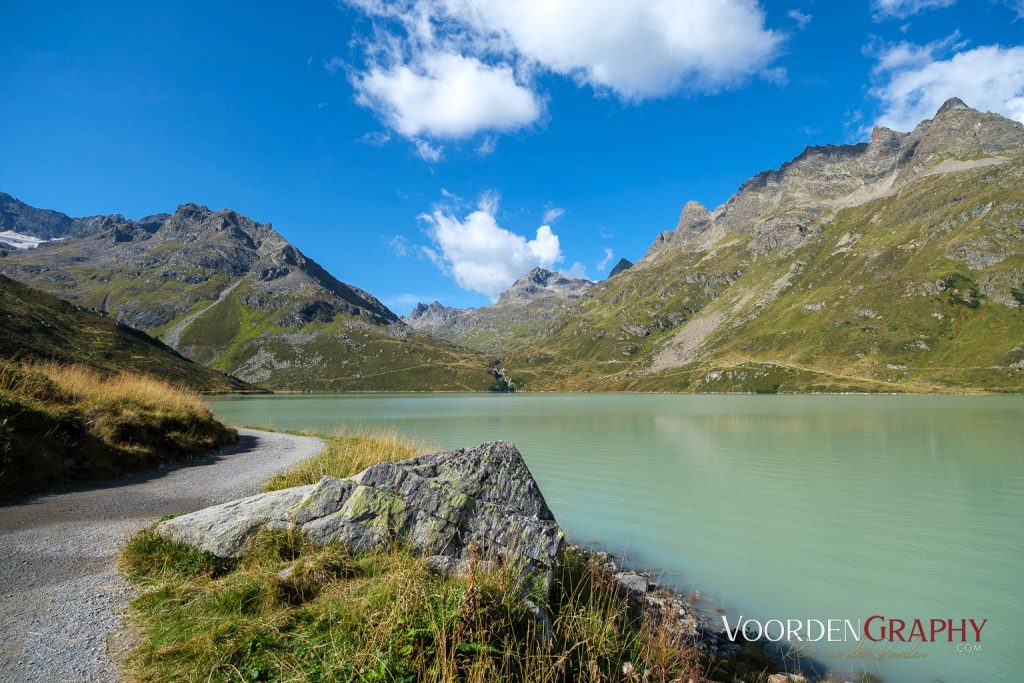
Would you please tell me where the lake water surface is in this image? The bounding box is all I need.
[207,393,1024,683]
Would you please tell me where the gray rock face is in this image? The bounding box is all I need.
[404,300,463,328]
[157,486,315,558]
[0,192,106,240]
[403,268,594,353]
[157,441,564,585]
[497,267,593,305]
[676,201,711,236]
[608,258,633,278]
[646,98,1024,258]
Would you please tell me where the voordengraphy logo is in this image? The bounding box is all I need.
[722,616,988,644]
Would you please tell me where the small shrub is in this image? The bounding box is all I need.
[941,273,983,309]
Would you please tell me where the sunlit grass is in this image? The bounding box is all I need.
[1,360,211,413]
[119,431,790,681]
[262,427,437,491]
[0,360,236,499]
[120,526,720,683]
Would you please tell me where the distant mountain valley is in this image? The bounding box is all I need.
[3,98,1022,393]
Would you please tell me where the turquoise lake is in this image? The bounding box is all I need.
[207,393,1024,683]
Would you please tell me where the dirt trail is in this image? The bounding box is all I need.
[162,279,242,350]
[0,429,324,682]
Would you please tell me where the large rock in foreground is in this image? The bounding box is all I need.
[157,441,564,582]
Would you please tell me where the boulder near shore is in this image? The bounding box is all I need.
[158,441,564,584]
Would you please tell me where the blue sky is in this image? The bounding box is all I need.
[2,0,1023,312]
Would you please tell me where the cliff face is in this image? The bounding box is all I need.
[502,99,1024,393]
[608,258,634,278]
[647,98,1024,259]
[0,201,496,391]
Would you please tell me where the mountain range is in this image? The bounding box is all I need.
[2,98,1021,393]
[498,98,1024,392]
[0,197,498,391]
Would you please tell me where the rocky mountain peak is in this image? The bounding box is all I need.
[936,96,969,116]
[676,200,712,235]
[608,258,633,278]
[175,202,211,219]
[869,125,903,150]
[0,192,100,240]
[498,268,593,305]
[0,195,400,331]
[910,97,1024,166]
[645,98,1024,260]
[523,267,557,284]
[404,300,462,328]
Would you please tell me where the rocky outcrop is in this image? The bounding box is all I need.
[497,267,593,305]
[0,192,106,240]
[608,258,633,278]
[157,441,564,586]
[646,98,1024,258]
[404,300,463,329]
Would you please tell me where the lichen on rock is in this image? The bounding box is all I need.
[157,441,564,586]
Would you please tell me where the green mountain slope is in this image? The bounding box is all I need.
[505,99,1024,393]
[0,203,497,391]
[0,275,252,392]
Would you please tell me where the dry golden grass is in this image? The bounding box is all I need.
[0,360,235,499]
[21,360,208,412]
[263,427,437,491]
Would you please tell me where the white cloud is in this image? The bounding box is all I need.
[788,9,812,30]
[346,0,782,149]
[384,234,410,256]
[872,0,956,19]
[476,135,497,155]
[597,248,614,271]
[434,0,782,100]
[354,51,541,139]
[542,207,566,224]
[869,40,1024,130]
[358,130,392,146]
[560,262,590,280]
[412,138,444,161]
[420,193,563,299]
[323,56,346,74]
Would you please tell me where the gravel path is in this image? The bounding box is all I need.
[0,428,325,683]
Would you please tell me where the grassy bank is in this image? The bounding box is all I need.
[0,360,237,500]
[119,431,788,683]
